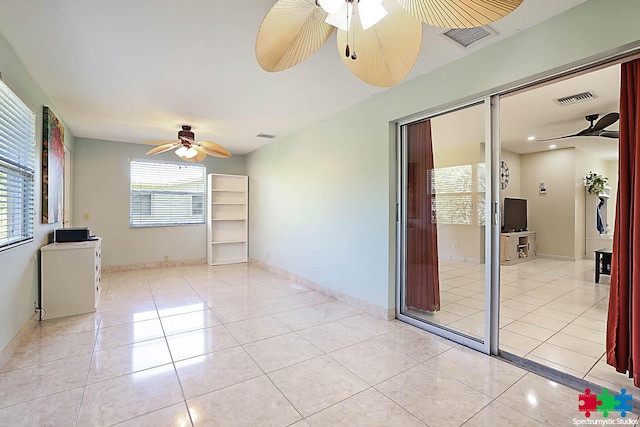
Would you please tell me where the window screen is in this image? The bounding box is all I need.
[130,160,206,227]
[0,80,36,251]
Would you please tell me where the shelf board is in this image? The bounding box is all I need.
[209,259,247,266]
[211,218,246,221]
[211,240,246,245]
[211,202,246,205]
[211,189,247,193]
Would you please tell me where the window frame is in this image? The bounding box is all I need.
[129,159,206,228]
[432,162,486,226]
[0,79,36,252]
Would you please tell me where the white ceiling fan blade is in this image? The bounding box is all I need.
[146,142,180,155]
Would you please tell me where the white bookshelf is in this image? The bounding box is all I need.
[207,173,248,265]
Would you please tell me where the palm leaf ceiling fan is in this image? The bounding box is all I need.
[145,125,231,162]
[256,0,523,87]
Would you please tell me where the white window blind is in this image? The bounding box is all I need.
[0,79,36,251]
[130,159,206,227]
[431,163,485,226]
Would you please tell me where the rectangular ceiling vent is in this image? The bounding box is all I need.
[441,26,494,48]
[554,91,596,106]
[256,133,277,139]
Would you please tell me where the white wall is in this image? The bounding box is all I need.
[73,138,245,267]
[606,159,618,231]
[0,31,75,351]
[247,0,640,310]
[521,149,576,257]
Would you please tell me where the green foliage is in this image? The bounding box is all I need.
[584,171,608,195]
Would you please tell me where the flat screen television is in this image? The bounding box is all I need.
[503,198,527,232]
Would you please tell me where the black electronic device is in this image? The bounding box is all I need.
[503,198,528,232]
[54,227,92,242]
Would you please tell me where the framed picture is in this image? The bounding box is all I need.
[42,106,64,224]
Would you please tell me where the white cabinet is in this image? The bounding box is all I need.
[500,231,536,265]
[40,238,102,319]
[207,173,248,265]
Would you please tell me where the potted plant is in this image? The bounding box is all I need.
[584,171,608,195]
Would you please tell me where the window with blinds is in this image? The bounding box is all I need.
[0,79,36,251]
[130,160,206,227]
[431,163,486,226]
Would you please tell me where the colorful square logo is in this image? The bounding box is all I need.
[578,388,633,418]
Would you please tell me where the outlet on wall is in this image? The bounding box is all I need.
[454,242,459,250]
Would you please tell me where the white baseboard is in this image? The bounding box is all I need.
[103,258,206,273]
[0,312,38,371]
[249,258,395,321]
[537,254,582,262]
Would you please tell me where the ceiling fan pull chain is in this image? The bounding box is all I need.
[345,1,350,58]
[351,1,357,60]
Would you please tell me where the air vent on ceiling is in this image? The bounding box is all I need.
[441,26,495,48]
[256,133,277,139]
[554,91,596,106]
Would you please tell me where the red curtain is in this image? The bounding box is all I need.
[607,59,640,386]
[406,119,440,312]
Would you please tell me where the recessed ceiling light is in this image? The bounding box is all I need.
[549,144,557,149]
[527,136,535,141]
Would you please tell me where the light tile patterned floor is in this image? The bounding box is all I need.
[0,263,636,426]
[412,257,635,391]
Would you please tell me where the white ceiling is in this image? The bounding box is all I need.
[431,64,621,160]
[0,0,589,155]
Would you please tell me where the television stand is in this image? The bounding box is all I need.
[500,231,537,266]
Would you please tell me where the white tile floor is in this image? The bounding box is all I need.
[0,262,636,426]
[412,257,635,392]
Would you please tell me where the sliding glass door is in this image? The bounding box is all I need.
[397,99,500,353]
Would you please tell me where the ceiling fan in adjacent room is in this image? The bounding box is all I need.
[537,113,620,142]
[255,0,523,87]
[145,125,231,162]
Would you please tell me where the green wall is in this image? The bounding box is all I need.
[0,31,75,350]
[73,138,245,267]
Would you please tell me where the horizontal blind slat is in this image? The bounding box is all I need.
[129,159,206,227]
[0,80,36,250]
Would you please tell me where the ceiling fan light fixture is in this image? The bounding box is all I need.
[318,0,344,14]
[175,145,198,159]
[325,2,352,31]
[185,147,198,159]
[359,0,387,30]
[175,146,189,158]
